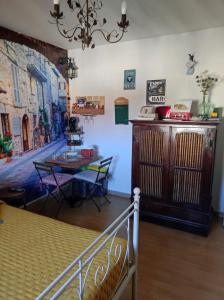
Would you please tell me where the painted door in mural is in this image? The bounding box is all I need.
[22,115,29,151]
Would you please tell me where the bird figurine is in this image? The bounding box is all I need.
[186,54,197,75]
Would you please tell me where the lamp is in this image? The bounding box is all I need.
[50,0,129,49]
[59,57,79,79]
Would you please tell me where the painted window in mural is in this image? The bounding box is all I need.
[0,39,68,204]
[37,80,44,108]
[1,113,10,135]
[11,63,21,106]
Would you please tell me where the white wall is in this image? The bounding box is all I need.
[69,27,224,210]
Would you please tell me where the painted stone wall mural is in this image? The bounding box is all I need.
[0,39,68,204]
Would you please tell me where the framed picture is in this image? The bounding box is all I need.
[171,100,192,113]
[146,79,166,105]
[124,69,136,90]
[73,96,105,115]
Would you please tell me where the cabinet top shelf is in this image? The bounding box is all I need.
[129,119,221,126]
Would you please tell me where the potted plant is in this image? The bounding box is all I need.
[1,133,14,163]
[5,150,13,163]
[0,135,6,164]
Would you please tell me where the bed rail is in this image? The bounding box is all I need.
[36,187,140,300]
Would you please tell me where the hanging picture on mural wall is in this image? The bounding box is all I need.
[72,96,105,115]
[124,69,136,90]
[146,79,166,105]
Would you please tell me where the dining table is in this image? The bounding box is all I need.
[45,152,102,204]
[45,154,101,170]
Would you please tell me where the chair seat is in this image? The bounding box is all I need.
[42,173,74,186]
[73,170,105,184]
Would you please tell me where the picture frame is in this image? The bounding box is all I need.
[171,100,192,113]
[73,96,105,115]
[124,69,136,90]
[146,79,166,105]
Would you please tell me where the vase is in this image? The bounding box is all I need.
[5,156,12,163]
[0,157,6,166]
[198,95,213,119]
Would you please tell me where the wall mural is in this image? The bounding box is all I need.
[0,39,68,204]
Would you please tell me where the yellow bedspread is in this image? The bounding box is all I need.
[0,204,127,300]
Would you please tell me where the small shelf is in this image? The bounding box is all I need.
[64,131,84,136]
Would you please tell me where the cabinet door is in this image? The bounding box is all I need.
[169,126,216,212]
[132,125,170,205]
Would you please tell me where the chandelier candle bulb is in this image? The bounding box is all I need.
[54,0,60,4]
[121,1,127,15]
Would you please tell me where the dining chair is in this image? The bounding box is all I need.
[73,156,113,212]
[33,161,74,216]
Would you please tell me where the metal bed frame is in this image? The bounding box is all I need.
[36,187,140,300]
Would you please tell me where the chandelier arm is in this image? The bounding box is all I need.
[86,0,89,40]
[91,28,125,44]
[63,23,82,36]
[81,0,102,30]
[89,9,106,30]
[56,20,82,40]
[68,0,87,27]
[89,0,102,10]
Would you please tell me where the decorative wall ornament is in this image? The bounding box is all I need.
[146,79,166,105]
[50,0,129,49]
[124,69,136,90]
[186,54,197,75]
[114,97,129,125]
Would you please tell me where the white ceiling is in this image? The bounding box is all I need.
[1,0,224,50]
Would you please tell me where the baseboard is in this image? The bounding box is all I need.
[140,211,211,236]
[22,182,73,209]
[108,190,130,199]
[25,189,130,208]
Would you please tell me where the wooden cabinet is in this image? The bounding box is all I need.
[131,120,219,235]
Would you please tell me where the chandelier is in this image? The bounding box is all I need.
[50,0,129,49]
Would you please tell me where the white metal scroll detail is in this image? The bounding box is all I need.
[36,187,140,300]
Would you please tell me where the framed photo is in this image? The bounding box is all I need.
[124,69,136,90]
[171,100,192,113]
[146,79,166,105]
[73,96,105,115]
